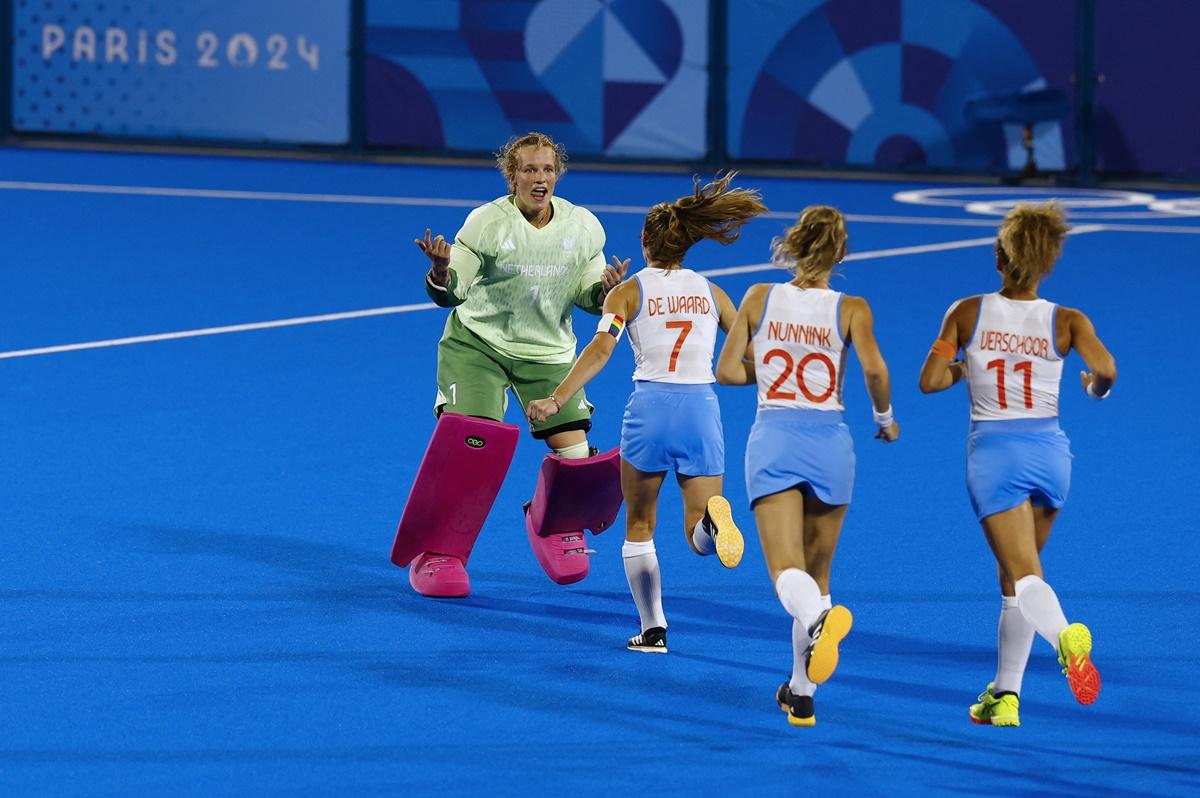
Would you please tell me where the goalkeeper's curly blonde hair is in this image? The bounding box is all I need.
[495,132,567,190]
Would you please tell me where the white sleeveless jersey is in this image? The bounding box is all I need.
[752,284,847,411]
[626,267,720,384]
[965,293,1063,420]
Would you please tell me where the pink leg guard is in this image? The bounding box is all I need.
[524,447,623,585]
[392,414,519,597]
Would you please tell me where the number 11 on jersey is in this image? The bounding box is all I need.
[986,359,1033,409]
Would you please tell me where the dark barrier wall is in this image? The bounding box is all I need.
[5,0,1200,180]
[10,0,350,144]
[364,0,709,159]
[726,0,1077,172]
[1093,0,1200,178]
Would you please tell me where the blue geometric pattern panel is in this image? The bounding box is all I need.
[365,0,708,158]
[9,0,351,145]
[726,0,1076,171]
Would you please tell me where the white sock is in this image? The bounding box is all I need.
[690,517,715,556]
[775,569,823,626]
[1013,574,1069,652]
[623,540,666,632]
[775,569,823,695]
[994,595,1035,695]
[554,441,590,459]
[794,595,834,696]
[790,619,817,696]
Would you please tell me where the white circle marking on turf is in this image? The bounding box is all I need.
[894,187,1156,210]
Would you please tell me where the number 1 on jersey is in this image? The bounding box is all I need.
[665,321,692,373]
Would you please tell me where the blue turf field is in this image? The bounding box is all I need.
[2,147,1199,796]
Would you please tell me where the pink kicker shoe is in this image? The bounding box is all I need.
[523,448,623,585]
[408,552,470,598]
[525,523,591,585]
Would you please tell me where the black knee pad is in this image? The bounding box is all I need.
[532,418,592,441]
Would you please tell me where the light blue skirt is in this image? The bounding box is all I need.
[967,417,1072,521]
[621,382,724,477]
[745,408,854,506]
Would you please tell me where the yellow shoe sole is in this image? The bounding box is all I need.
[776,689,816,727]
[705,496,744,569]
[807,605,853,684]
[970,705,1021,727]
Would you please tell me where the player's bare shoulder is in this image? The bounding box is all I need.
[742,282,773,306]
[950,295,983,322]
[611,274,640,301]
[839,293,870,315]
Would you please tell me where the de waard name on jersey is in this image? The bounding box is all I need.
[647,294,712,316]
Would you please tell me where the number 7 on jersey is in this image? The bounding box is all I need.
[665,321,692,373]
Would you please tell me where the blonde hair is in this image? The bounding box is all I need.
[996,202,1069,290]
[771,205,847,285]
[642,172,767,265]
[495,131,567,189]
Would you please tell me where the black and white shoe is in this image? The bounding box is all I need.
[775,682,816,727]
[627,626,668,653]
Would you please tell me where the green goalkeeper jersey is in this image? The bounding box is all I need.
[425,194,608,364]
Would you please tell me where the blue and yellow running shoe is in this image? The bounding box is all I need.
[969,682,1020,727]
[1058,622,1101,704]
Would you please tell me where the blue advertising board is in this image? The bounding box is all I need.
[726,0,1076,173]
[365,0,709,159]
[10,0,350,144]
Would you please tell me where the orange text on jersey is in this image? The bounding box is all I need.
[647,295,712,316]
[766,320,833,348]
[977,330,1051,359]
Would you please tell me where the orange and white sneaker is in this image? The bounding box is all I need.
[1058,622,1101,705]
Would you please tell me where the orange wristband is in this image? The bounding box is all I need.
[931,339,957,360]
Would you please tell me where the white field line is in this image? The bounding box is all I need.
[700,236,999,277]
[1082,222,1200,234]
[0,180,990,225]
[0,303,436,360]
[0,180,485,209]
[5,179,1194,229]
[0,227,1109,361]
[703,223,1106,277]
